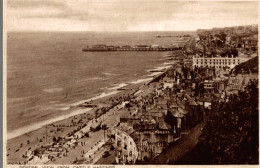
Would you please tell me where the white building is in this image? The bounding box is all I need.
[115,125,139,164]
[192,56,249,69]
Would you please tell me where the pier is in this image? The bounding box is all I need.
[82,44,182,52]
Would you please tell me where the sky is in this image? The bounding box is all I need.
[6,0,259,32]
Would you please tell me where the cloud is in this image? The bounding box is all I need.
[6,1,259,31]
[8,0,67,9]
[20,8,90,20]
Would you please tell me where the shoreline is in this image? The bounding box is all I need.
[7,53,177,141]
[7,77,140,140]
[6,49,184,165]
[6,78,148,164]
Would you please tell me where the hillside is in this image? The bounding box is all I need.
[232,56,258,75]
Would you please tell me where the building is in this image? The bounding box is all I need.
[114,111,177,163]
[203,80,215,94]
[115,124,139,164]
[134,117,174,161]
[192,56,249,69]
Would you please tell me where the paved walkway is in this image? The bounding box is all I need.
[42,101,126,164]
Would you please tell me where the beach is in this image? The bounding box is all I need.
[6,46,184,164]
[7,81,139,164]
[6,68,172,164]
[6,31,190,164]
[7,31,189,133]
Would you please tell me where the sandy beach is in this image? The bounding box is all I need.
[6,81,142,164]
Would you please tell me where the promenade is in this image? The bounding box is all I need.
[43,101,129,164]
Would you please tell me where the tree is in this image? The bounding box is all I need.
[231,48,238,57]
[216,40,223,48]
[219,32,227,42]
[198,80,259,164]
[251,46,257,52]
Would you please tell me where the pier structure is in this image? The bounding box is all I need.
[82,44,182,52]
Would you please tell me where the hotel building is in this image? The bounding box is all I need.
[192,57,249,69]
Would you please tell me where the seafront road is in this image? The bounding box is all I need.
[44,101,127,164]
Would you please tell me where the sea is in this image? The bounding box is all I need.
[7,31,192,139]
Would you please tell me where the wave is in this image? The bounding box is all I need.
[8,65,168,140]
[7,96,36,104]
[8,73,158,140]
[91,91,120,100]
[146,72,163,77]
[127,78,153,84]
[147,65,172,72]
[102,72,121,76]
[54,104,71,111]
[163,62,175,65]
[108,83,129,90]
[84,77,103,81]
[70,77,152,107]
[59,107,70,111]
[43,88,63,93]
[7,108,92,140]
[70,90,120,107]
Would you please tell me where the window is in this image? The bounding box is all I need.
[117,140,121,147]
